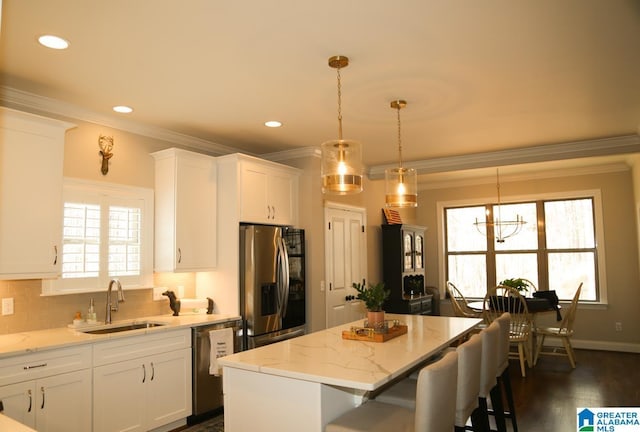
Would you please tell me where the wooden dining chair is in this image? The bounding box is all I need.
[533,283,583,368]
[447,281,483,319]
[521,278,538,295]
[483,285,533,377]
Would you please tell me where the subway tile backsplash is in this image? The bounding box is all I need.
[0,274,196,334]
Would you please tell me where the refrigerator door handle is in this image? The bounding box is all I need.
[279,237,290,318]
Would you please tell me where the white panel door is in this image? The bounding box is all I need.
[0,381,36,429]
[174,153,217,271]
[0,109,71,278]
[93,358,146,432]
[325,206,367,328]
[146,349,192,430]
[268,171,294,225]
[240,164,269,223]
[36,369,92,432]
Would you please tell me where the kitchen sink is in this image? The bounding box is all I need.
[78,321,168,335]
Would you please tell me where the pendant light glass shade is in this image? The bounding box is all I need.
[321,139,363,194]
[385,167,418,207]
[321,55,363,195]
[385,100,417,207]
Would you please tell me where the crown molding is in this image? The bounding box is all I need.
[368,134,640,179]
[0,85,241,156]
[262,146,321,162]
[418,161,631,190]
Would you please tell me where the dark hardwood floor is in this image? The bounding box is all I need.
[179,349,639,432]
[508,349,640,431]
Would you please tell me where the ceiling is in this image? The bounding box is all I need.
[1,0,640,182]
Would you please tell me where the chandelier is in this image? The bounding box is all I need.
[473,168,526,243]
[385,100,417,207]
[320,55,363,195]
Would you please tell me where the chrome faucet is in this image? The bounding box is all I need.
[105,279,125,324]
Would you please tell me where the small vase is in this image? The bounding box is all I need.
[367,310,385,329]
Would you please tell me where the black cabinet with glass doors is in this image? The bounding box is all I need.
[381,224,432,315]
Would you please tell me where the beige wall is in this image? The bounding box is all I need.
[285,156,326,333]
[0,119,202,333]
[2,113,639,351]
[417,168,640,348]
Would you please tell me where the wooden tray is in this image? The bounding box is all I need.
[342,324,408,342]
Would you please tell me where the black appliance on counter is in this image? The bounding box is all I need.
[381,224,434,315]
[239,224,306,350]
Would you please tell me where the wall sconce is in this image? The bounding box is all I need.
[98,135,114,175]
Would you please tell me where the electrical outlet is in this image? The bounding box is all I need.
[152,287,167,301]
[2,298,14,315]
[177,285,185,298]
[615,322,622,332]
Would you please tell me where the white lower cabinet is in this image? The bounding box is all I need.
[92,329,192,432]
[0,347,92,432]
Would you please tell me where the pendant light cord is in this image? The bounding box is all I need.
[336,66,343,141]
[396,104,403,169]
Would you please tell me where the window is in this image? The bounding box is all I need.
[43,179,153,295]
[444,192,603,302]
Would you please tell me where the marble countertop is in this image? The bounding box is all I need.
[0,313,241,359]
[0,413,37,431]
[218,314,481,391]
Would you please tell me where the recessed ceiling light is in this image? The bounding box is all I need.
[112,105,133,114]
[265,121,282,128]
[38,35,69,50]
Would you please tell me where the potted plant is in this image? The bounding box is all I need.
[499,278,532,294]
[353,282,390,328]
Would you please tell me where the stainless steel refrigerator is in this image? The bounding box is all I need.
[239,224,306,350]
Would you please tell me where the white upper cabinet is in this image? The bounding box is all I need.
[152,148,217,272]
[238,157,298,226]
[0,108,74,279]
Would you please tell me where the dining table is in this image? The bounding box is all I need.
[468,297,561,366]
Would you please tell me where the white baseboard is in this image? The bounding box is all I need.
[542,338,640,353]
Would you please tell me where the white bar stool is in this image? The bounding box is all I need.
[471,320,500,431]
[325,350,459,432]
[489,312,518,432]
[375,333,485,432]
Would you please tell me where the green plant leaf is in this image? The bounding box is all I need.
[353,282,390,312]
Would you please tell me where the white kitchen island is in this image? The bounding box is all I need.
[218,314,482,432]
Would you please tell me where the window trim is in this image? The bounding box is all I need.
[42,178,154,296]
[436,188,608,305]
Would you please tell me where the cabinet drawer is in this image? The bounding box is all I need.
[421,297,432,314]
[93,329,190,367]
[0,345,91,387]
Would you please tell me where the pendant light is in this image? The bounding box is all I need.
[473,168,526,243]
[385,100,417,207]
[321,55,363,194]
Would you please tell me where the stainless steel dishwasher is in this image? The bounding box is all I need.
[189,319,242,423]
